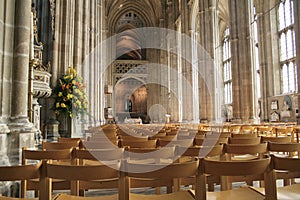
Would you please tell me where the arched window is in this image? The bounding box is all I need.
[223,27,232,104]
[278,0,297,94]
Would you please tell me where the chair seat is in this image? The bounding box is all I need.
[190,187,265,200]
[251,183,300,200]
[0,197,37,200]
[129,191,195,200]
[53,191,194,200]
[231,154,258,161]
[53,193,118,200]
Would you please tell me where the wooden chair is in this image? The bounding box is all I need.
[264,155,300,200]
[71,148,125,196]
[0,163,41,199]
[229,125,241,134]
[240,125,257,134]
[257,126,273,136]
[125,147,177,194]
[21,147,73,197]
[274,127,294,138]
[80,140,120,149]
[177,144,223,158]
[223,143,268,161]
[42,141,79,150]
[57,137,82,143]
[195,156,271,200]
[177,145,224,191]
[267,142,300,186]
[267,141,300,157]
[231,133,258,138]
[205,132,231,139]
[120,139,158,148]
[261,136,292,143]
[122,158,199,200]
[194,137,228,146]
[43,161,124,200]
[119,135,149,142]
[222,143,268,188]
[228,137,261,145]
[158,138,193,147]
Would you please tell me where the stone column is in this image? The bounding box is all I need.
[81,0,90,128]
[180,0,193,122]
[88,0,95,126]
[9,0,35,164]
[255,0,279,122]
[0,0,14,167]
[46,0,61,140]
[228,0,255,123]
[198,0,218,122]
[294,0,300,122]
[73,0,83,71]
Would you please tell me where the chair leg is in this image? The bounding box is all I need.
[207,183,214,191]
[155,187,161,194]
[166,186,172,193]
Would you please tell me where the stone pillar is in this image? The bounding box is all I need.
[0,0,14,167]
[88,0,95,126]
[198,0,218,122]
[255,0,279,122]
[46,0,61,140]
[81,0,90,128]
[228,0,255,123]
[180,0,193,122]
[294,0,300,122]
[74,0,83,71]
[9,0,35,164]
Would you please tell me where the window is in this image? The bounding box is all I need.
[278,0,297,94]
[223,27,232,104]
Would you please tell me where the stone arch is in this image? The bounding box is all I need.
[107,1,158,35]
[114,76,148,122]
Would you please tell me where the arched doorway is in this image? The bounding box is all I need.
[114,77,148,123]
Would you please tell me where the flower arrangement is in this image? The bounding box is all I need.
[53,66,88,118]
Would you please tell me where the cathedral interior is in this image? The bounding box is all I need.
[0,1,300,198]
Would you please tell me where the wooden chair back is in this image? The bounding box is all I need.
[80,140,120,149]
[194,137,228,146]
[121,139,157,148]
[119,135,149,142]
[123,158,199,199]
[231,133,258,138]
[21,147,73,198]
[44,161,123,199]
[159,139,193,147]
[261,136,292,143]
[228,137,261,145]
[177,144,223,158]
[42,141,79,150]
[197,156,271,200]
[267,141,300,158]
[224,143,268,156]
[205,132,231,139]
[264,155,300,200]
[57,137,82,143]
[73,148,125,164]
[126,146,176,162]
[0,163,41,200]
[223,143,268,160]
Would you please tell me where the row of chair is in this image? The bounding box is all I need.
[1,152,300,200]
[18,139,300,196]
